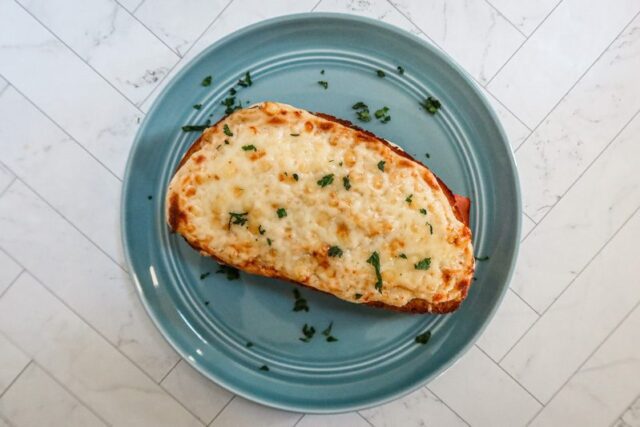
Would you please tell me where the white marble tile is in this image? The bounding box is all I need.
[389,0,525,84]
[521,214,535,241]
[141,0,319,111]
[515,14,640,222]
[487,0,560,35]
[502,209,640,403]
[476,289,538,361]
[211,396,300,427]
[0,76,7,94]
[0,416,9,427]
[0,0,140,178]
[161,360,233,424]
[0,88,124,267]
[0,273,201,426]
[117,0,143,13]
[0,363,105,427]
[135,0,228,56]
[488,0,640,127]
[298,412,370,427]
[620,395,640,427]
[0,250,21,297]
[429,346,541,426]
[0,162,15,195]
[510,112,640,312]
[480,85,531,150]
[0,333,29,395]
[0,181,179,381]
[360,386,466,427]
[18,0,179,105]
[529,303,640,426]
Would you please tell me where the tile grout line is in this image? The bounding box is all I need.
[356,411,375,427]
[525,298,640,426]
[383,0,533,132]
[474,344,544,407]
[12,0,157,113]
[207,394,236,426]
[0,79,125,183]
[0,176,17,198]
[519,107,640,243]
[137,0,236,108]
[291,413,306,427]
[482,0,528,38]
[131,0,145,14]
[0,266,24,300]
[508,287,542,316]
[310,0,323,12]
[523,211,537,225]
[608,393,640,427]
[484,0,565,87]
[513,7,640,151]
[31,359,113,426]
[0,173,128,272]
[500,204,640,366]
[0,269,203,424]
[158,358,181,384]
[0,359,33,401]
[425,385,472,426]
[0,82,10,98]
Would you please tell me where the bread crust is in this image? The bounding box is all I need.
[169,106,473,314]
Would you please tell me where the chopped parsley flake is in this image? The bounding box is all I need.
[399,253,407,259]
[421,96,441,115]
[229,88,237,95]
[352,102,368,110]
[276,208,287,218]
[267,238,272,246]
[258,225,266,235]
[366,251,383,293]
[228,212,248,228]
[242,144,257,151]
[221,96,242,114]
[200,272,210,280]
[377,160,386,172]
[376,69,386,77]
[414,258,431,270]
[300,323,316,342]
[405,194,413,204]
[223,124,233,136]
[353,102,371,122]
[397,65,405,74]
[426,222,433,234]
[326,336,338,342]
[321,69,325,74]
[224,139,230,145]
[328,246,343,257]
[204,301,209,306]
[374,106,391,123]
[415,331,431,345]
[317,174,334,187]
[216,264,240,280]
[182,122,210,132]
[259,365,269,371]
[318,80,328,89]
[426,153,431,159]
[201,75,212,86]
[354,293,362,299]
[193,103,202,110]
[290,133,300,136]
[475,256,490,261]
[322,322,338,342]
[342,175,351,190]
[237,71,252,87]
[293,173,299,181]
[420,208,427,215]
[147,195,153,200]
[246,342,253,347]
[292,288,309,312]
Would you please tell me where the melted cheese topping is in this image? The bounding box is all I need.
[167,102,474,308]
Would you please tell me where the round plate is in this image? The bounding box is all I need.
[122,13,521,413]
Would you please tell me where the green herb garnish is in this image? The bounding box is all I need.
[317,174,334,187]
[321,69,325,74]
[426,222,433,234]
[475,256,490,261]
[193,103,202,110]
[293,288,309,312]
[322,322,338,342]
[318,80,328,89]
[258,225,266,235]
[426,153,431,159]
[376,69,386,77]
[326,336,338,342]
[352,102,368,110]
[277,208,287,218]
[405,194,413,204]
[366,251,383,293]
[300,323,316,342]
[200,272,210,280]
[342,175,351,191]
[293,173,299,181]
[201,75,212,86]
[377,160,386,172]
[228,211,248,228]
[223,124,233,136]
[229,87,236,95]
[290,133,300,136]
[374,106,391,123]
[242,145,257,151]
[259,365,269,371]
[147,195,153,200]
[420,208,427,215]
[354,293,362,299]
[421,96,441,115]
[399,253,407,259]
[415,331,431,345]
[216,264,240,280]
[414,258,431,270]
[356,109,371,122]
[397,66,405,74]
[328,246,343,258]
[267,238,272,246]
[224,139,230,145]
[237,71,252,87]
[246,342,253,347]
[182,123,209,132]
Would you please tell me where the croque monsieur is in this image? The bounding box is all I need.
[167,102,474,313]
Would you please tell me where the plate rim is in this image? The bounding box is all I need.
[121,12,522,414]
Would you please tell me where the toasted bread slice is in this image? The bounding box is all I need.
[167,102,474,313]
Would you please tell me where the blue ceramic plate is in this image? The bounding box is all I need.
[122,13,520,413]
